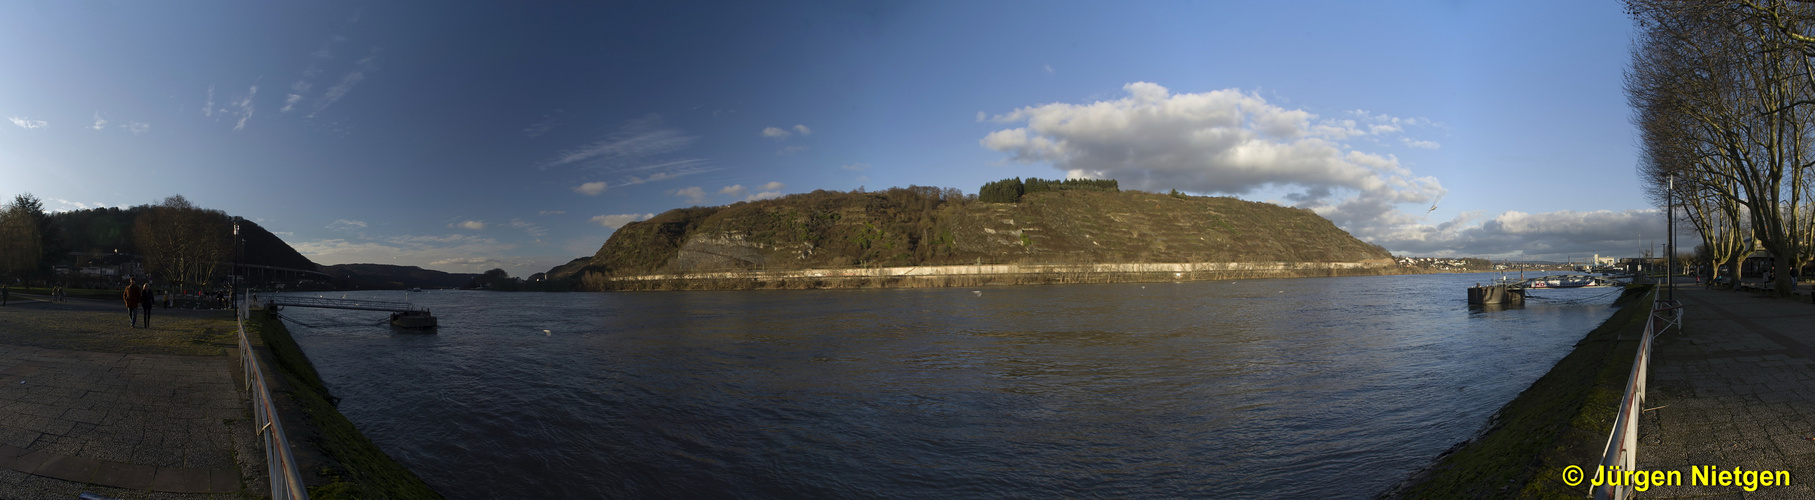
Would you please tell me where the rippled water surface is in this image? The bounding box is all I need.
[276,273,1620,498]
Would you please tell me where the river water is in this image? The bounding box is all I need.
[274,272,1620,498]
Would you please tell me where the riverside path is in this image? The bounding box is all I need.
[1637,286,1815,498]
[0,292,257,499]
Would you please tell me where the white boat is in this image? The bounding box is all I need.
[1528,275,1596,288]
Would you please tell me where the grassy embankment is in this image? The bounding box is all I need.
[1392,284,1655,498]
[243,310,443,499]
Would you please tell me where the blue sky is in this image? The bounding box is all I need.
[0,1,1675,276]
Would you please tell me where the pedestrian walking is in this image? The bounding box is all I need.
[139,281,154,328]
[1,284,8,306]
[123,277,142,327]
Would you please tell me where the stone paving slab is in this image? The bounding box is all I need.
[1638,287,1815,498]
[0,295,254,498]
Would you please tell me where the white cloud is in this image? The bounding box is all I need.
[203,85,215,117]
[616,162,716,186]
[982,82,1459,255]
[451,220,486,230]
[1044,64,1055,74]
[1368,209,1681,261]
[541,115,697,170]
[793,124,811,136]
[429,257,510,268]
[125,122,149,135]
[590,213,654,229]
[1401,138,1440,150]
[841,162,870,171]
[979,82,1679,261]
[327,219,368,231]
[524,113,559,137]
[282,93,303,113]
[981,82,1437,203]
[777,145,808,155]
[91,113,106,131]
[232,85,258,131]
[9,116,47,129]
[573,181,608,196]
[311,49,378,118]
[292,232,540,275]
[721,183,784,201]
[762,126,791,139]
[508,218,548,238]
[673,186,707,204]
[538,210,565,215]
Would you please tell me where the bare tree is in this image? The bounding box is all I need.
[132,195,231,290]
[1628,0,1815,294]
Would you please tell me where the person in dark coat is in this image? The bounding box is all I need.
[139,281,154,328]
[123,277,142,327]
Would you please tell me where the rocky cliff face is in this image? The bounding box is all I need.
[584,188,1393,277]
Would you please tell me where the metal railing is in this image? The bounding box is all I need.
[239,290,311,500]
[1592,292,1683,500]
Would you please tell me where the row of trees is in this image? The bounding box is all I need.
[978,177,1120,203]
[1628,0,1815,294]
[0,193,236,290]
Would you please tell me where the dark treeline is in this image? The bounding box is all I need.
[0,192,316,289]
[978,177,1120,203]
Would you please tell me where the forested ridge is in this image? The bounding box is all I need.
[563,180,1393,285]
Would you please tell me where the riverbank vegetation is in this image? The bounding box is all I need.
[247,310,443,499]
[1390,285,1655,498]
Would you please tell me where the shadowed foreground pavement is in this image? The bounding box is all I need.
[1637,287,1815,498]
[0,293,260,499]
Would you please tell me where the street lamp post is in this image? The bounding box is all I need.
[1667,174,1675,301]
[232,219,240,311]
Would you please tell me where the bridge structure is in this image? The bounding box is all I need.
[263,295,426,313]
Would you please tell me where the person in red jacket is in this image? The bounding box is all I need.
[123,277,143,328]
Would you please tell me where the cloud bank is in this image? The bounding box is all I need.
[591,213,654,229]
[980,82,1659,261]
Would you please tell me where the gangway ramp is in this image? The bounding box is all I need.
[265,295,426,313]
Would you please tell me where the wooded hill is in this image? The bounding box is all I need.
[50,202,317,274]
[561,182,1393,284]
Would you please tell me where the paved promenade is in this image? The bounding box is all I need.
[0,293,256,499]
[1638,287,1815,498]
